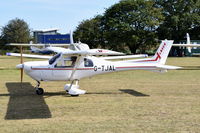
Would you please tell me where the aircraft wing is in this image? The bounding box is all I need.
[45,47,72,53]
[6,53,52,59]
[173,44,200,47]
[88,49,124,55]
[98,54,148,60]
[7,43,70,47]
[62,49,124,56]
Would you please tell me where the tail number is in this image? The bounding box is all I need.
[94,65,115,71]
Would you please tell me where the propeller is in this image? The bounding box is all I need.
[20,45,23,85]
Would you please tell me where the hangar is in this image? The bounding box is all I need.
[33,28,71,44]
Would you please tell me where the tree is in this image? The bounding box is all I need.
[154,0,200,56]
[102,0,164,53]
[74,15,105,48]
[0,18,31,50]
[155,0,200,42]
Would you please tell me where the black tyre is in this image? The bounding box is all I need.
[71,94,79,97]
[36,88,44,95]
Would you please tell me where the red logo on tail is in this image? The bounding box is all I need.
[158,42,166,55]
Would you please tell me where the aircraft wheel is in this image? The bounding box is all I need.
[36,88,44,95]
[71,94,79,97]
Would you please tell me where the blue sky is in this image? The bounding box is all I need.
[0,0,120,33]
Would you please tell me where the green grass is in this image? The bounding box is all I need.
[0,56,200,133]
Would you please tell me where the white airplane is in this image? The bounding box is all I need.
[7,42,148,58]
[173,33,200,51]
[29,31,74,54]
[7,31,75,54]
[7,43,71,54]
[7,40,180,96]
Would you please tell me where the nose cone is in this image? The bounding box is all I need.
[16,64,24,69]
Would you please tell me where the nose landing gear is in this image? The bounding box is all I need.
[35,81,44,95]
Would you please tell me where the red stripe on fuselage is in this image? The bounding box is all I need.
[31,68,94,70]
[31,66,156,71]
[116,66,156,69]
[135,53,160,62]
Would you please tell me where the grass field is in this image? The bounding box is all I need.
[0,56,200,133]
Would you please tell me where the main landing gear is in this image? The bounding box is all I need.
[34,80,86,96]
[35,81,44,95]
[64,80,86,96]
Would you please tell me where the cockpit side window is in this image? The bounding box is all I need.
[64,56,77,67]
[84,58,93,67]
[49,53,61,65]
[55,56,77,68]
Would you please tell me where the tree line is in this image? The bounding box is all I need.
[74,0,200,54]
[1,0,200,54]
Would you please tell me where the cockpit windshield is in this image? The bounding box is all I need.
[49,53,61,65]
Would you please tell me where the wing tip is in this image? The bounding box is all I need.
[6,53,11,56]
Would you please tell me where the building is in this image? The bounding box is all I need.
[33,28,71,44]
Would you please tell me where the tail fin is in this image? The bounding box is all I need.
[186,33,191,44]
[70,30,74,44]
[29,41,41,53]
[152,40,173,64]
[135,40,173,64]
[186,33,191,53]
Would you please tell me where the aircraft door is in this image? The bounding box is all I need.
[52,56,77,80]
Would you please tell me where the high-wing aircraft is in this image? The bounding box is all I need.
[29,31,74,54]
[7,40,180,96]
[7,31,74,54]
[173,33,200,51]
[8,43,71,54]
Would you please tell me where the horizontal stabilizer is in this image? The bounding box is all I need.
[157,64,182,70]
[150,64,181,73]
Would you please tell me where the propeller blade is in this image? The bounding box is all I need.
[20,46,23,86]
[21,68,23,83]
[20,46,23,64]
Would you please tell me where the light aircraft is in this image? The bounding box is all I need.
[173,33,200,52]
[8,43,71,54]
[7,40,181,96]
[29,31,74,54]
[7,31,74,54]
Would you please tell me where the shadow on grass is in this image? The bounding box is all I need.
[119,89,150,97]
[87,89,149,97]
[86,92,122,95]
[43,91,72,98]
[4,82,52,120]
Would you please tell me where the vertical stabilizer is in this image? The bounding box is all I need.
[70,30,74,44]
[186,33,191,53]
[152,40,173,64]
[29,41,39,53]
[135,40,173,65]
